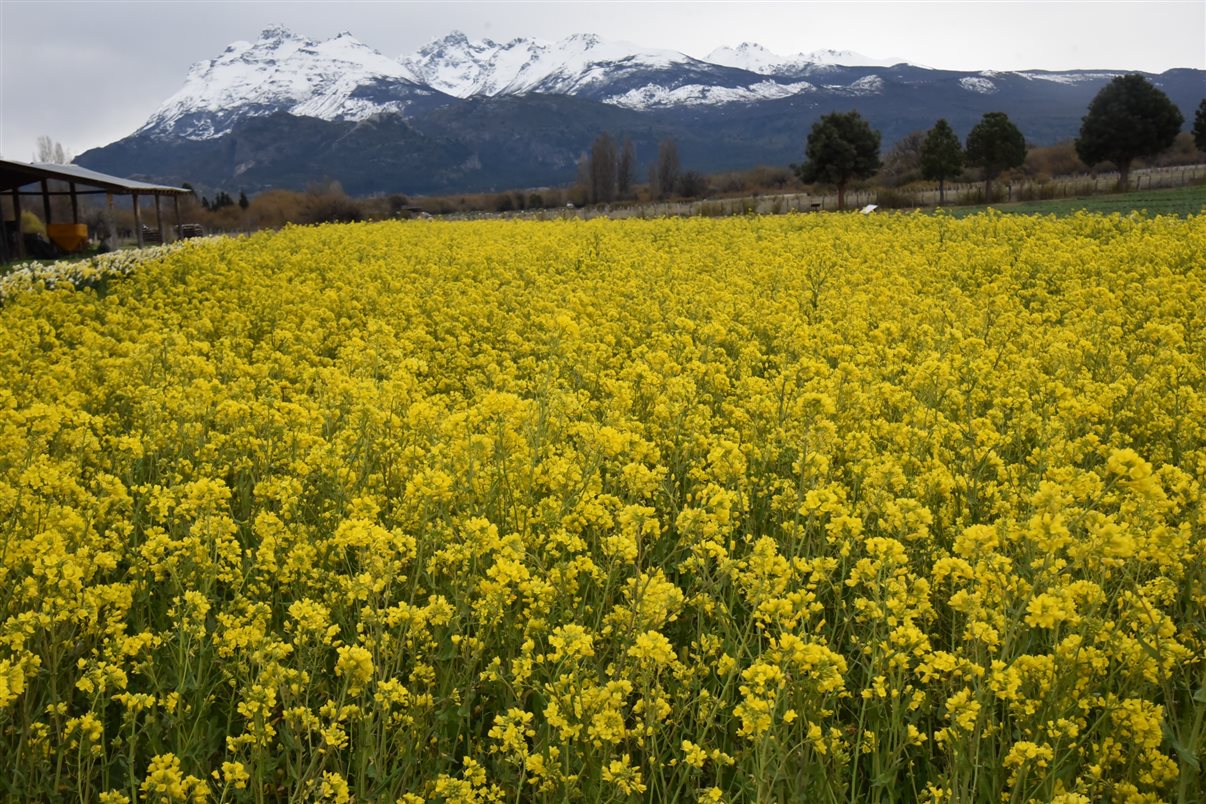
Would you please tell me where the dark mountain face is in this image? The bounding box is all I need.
[75,26,1205,196]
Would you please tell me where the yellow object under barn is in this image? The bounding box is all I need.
[46,223,89,253]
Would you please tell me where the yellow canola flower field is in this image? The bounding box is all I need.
[0,212,1203,803]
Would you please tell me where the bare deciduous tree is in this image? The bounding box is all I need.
[589,132,618,204]
[617,137,636,199]
[36,136,71,164]
[880,130,927,186]
[655,138,680,200]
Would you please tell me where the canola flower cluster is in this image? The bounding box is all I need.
[0,213,1203,802]
[0,241,196,305]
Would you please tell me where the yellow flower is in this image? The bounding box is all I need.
[602,754,647,795]
[220,761,250,790]
[335,645,374,692]
[488,707,535,758]
[1025,591,1074,629]
[944,689,981,734]
[682,739,709,769]
[138,753,205,802]
[548,623,595,662]
[627,629,675,666]
[317,771,351,803]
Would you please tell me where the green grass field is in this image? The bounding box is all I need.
[947,182,1206,218]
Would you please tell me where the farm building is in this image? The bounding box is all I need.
[0,159,192,260]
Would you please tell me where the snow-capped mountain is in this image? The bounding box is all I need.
[705,42,907,74]
[607,79,816,110]
[398,31,692,97]
[136,24,913,140]
[703,43,792,75]
[85,23,1202,198]
[397,30,825,108]
[140,25,444,139]
[134,23,1192,143]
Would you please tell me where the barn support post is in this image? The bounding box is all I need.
[133,193,144,247]
[0,194,9,263]
[106,192,116,247]
[12,188,25,259]
[70,183,79,224]
[155,195,166,243]
[41,179,52,225]
[173,195,181,239]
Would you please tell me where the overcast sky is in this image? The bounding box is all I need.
[2,0,1203,161]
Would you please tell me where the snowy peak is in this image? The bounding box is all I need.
[398,31,692,97]
[520,34,694,96]
[707,42,907,75]
[257,23,300,42]
[802,48,901,67]
[140,24,430,139]
[399,31,549,96]
[235,24,316,65]
[705,42,788,74]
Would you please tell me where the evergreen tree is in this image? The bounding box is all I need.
[919,119,964,205]
[1076,74,1184,190]
[795,111,881,209]
[239,191,250,210]
[965,112,1026,203]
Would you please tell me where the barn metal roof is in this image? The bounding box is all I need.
[0,159,191,195]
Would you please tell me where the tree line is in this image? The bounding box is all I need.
[196,188,250,212]
[794,74,1200,209]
